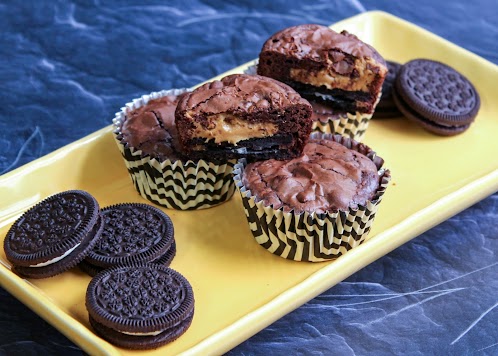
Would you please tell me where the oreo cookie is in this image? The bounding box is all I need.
[154,241,176,266]
[81,203,175,275]
[79,242,177,277]
[4,190,103,279]
[393,59,480,135]
[86,264,194,349]
[373,60,402,118]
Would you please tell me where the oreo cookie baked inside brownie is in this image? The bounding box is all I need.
[113,88,236,210]
[175,74,313,161]
[257,24,387,115]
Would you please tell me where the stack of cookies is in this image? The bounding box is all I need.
[3,190,194,350]
[373,59,480,135]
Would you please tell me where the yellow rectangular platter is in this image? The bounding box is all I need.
[1,11,497,356]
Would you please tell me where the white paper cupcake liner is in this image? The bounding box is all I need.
[233,133,391,262]
[113,89,236,210]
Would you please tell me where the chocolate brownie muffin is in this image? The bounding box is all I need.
[120,94,186,162]
[258,24,387,115]
[113,89,237,210]
[234,133,391,261]
[243,138,381,214]
[175,74,313,161]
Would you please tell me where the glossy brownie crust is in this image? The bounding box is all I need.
[175,74,313,161]
[243,137,381,213]
[258,24,387,114]
[121,94,187,162]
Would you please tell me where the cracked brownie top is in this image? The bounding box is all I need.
[174,74,313,161]
[242,138,381,213]
[257,24,387,114]
[177,73,308,115]
[121,94,187,162]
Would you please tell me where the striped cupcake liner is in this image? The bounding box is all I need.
[311,111,372,141]
[233,133,391,262]
[113,89,236,210]
[245,63,380,142]
[311,93,382,141]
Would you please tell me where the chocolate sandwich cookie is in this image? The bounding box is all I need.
[310,100,337,122]
[79,242,177,277]
[373,60,402,118]
[4,190,103,279]
[86,264,194,349]
[82,203,174,274]
[393,59,480,135]
[175,74,313,161]
[154,241,176,266]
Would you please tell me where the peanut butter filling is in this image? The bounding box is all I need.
[187,113,278,145]
[290,57,386,92]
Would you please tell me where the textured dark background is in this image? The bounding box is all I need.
[1,1,497,355]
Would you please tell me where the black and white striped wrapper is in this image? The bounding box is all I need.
[113,89,236,210]
[244,64,380,142]
[311,93,382,141]
[233,133,391,262]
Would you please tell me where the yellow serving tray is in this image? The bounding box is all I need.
[1,11,497,356]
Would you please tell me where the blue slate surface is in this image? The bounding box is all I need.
[1,1,497,355]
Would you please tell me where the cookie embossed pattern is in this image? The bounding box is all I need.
[4,190,104,279]
[86,264,194,350]
[393,59,480,135]
[80,203,176,277]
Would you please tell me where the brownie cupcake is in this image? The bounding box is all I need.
[257,24,387,140]
[175,74,313,161]
[234,133,391,262]
[113,89,236,210]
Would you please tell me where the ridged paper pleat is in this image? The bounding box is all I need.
[112,89,236,210]
[234,133,391,262]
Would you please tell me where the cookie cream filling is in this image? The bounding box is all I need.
[187,113,278,145]
[119,330,163,336]
[290,57,384,92]
[29,243,80,267]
